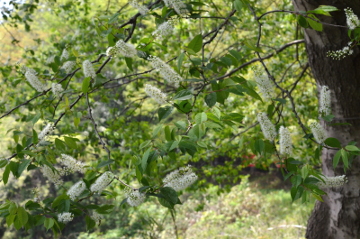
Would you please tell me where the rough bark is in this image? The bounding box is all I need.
[292,0,360,238]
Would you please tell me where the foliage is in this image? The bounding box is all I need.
[0,0,359,237]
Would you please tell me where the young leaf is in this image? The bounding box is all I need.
[187,34,203,53]
[82,77,91,93]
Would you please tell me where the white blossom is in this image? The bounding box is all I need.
[42,165,63,186]
[60,48,69,61]
[60,154,86,174]
[345,8,360,30]
[67,180,86,200]
[91,211,104,225]
[61,61,76,74]
[46,55,56,64]
[163,165,198,191]
[90,171,114,194]
[115,40,137,58]
[129,0,149,15]
[257,113,277,141]
[106,46,117,57]
[319,85,331,116]
[149,56,182,87]
[25,71,47,92]
[125,188,146,207]
[38,123,54,144]
[279,126,292,156]
[51,83,64,96]
[314,175,347,188]
[145,84,168,104]
[327,41,354,60]
[57,212,74,223]
[254,70,275,100]
[309,121,327,144]
[152,21,174,39]
[83,60,96,79]
[163,0,188,15]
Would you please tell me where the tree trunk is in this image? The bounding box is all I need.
[292,0,360,238]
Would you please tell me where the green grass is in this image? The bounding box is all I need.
[79,176,314,239]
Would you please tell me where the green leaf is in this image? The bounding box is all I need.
[32,129,38,145]
[301,165,309,179]
[306,14,323,31]
[44,218,54,230]
[187,34,203,53]
[174,100,192,113]
[160,187,179,204]
[86,215,96,230]
[0,160,8,168]
[324,137,341,148]
[173,89,193,101]
[97,160,114,169]
[18,159,31,177]
[55,138,66,151]
[14,216,23,230]
[291,175,302,188]
[205,92,217,107]
[254,139,264,155]
[158,197,174,209]
[312,193,324,202]
[243,84,263,101]
[233,0,243,13]
[341,148,349,168]
[3,164,11,185]
[307,5,338,16]
[96,204,115,214]
[141,148,151,172]
[297,15,309,28]
[17,207,28,226]
[345,145,360,152]
[333,150,342,168]
[158,106,173,121]
[64,136,78,149]
[82,77,91,93]
[6,214,15,227]
[195,112,207,124]
[177,52,185,71]
[125,57,133,71]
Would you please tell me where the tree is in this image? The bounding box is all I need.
[292,1,360,238]
[0,0,359,238]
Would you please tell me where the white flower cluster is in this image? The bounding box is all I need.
[319,85,331,116]
[145,84,168,104]
[163,165,198,191]
[42,165,63,186]
[61,61,76,74]
[25,70,47,92]
[91,211,104,225]
[38,123,54,144]
[152,21,174,39]
[57,212,74,223]
[254,70,275,100]
[125,188,146,207]
[90,171,114,194]
[345,8,360,30]
[257,113,277,141]
[163,0,188,15]
[279,126,292,156]
[327,42,354,60]
[82,60,96,79]
[309,121,327,144]
[129,0,149,15]
[51,83,64,96]
[114,40,137,58]
[67,180,86,200]
[60,48,69,61]
[60,154,86,174]
[46,55,55,64]
[315,175,347,188]
[149,56,182,87]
